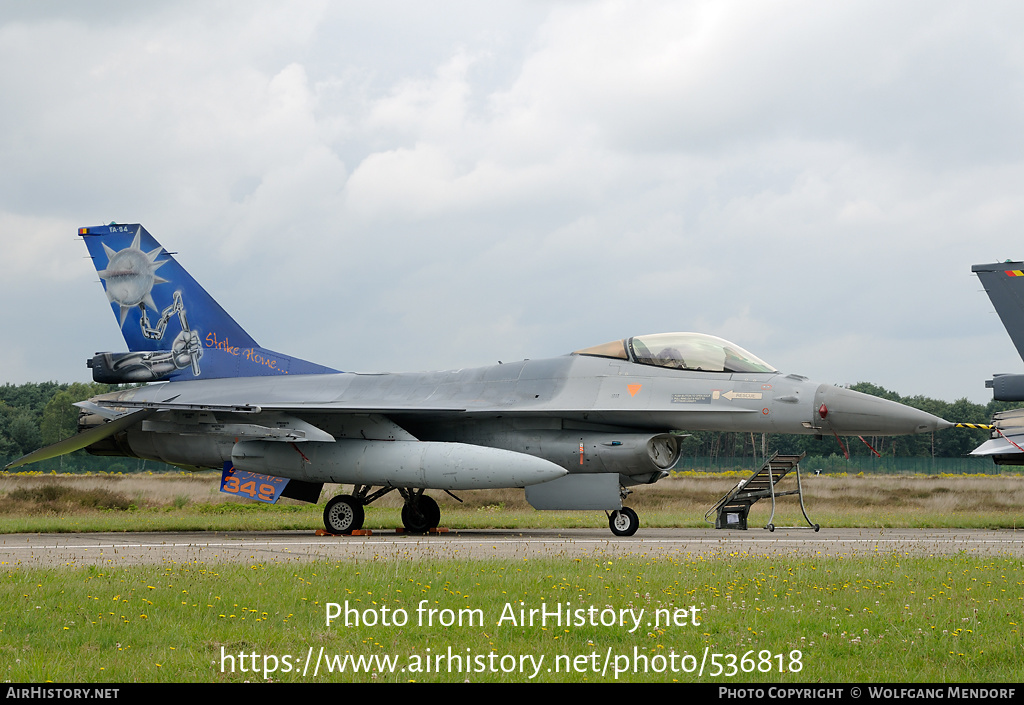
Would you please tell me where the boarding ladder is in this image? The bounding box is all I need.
[704,452,819,531]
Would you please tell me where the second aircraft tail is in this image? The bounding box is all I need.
[973,260,1024,400]
[973,261,1024,362]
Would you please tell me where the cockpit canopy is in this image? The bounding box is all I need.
[573,332,777,373]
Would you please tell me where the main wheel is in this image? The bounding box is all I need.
[402,495,441,533]
[609,507,639,537]
[323,495,364,535]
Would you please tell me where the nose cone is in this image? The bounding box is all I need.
[815,385,953,436]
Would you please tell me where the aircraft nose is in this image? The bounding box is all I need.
[814,385,953,436]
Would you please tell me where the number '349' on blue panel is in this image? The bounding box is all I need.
[220,462,289,504]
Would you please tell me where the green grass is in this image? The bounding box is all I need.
[2,555,1021,683]
[3,474,1021,683]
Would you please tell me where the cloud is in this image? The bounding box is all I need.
[3,1,1024,404]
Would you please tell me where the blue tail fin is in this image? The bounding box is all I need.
[81,223,337,381]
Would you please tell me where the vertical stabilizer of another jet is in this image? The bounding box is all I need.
[973,261,1024,361]
[972,261,1024,400]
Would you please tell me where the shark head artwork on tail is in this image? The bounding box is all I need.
[5,223,952,536]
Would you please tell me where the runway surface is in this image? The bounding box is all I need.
[1,527,1022,566]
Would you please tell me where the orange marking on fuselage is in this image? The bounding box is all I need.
[627,384,642,397]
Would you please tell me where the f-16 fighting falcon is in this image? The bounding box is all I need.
[5,224,952,535]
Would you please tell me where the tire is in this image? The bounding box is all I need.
[402,495,440,533]
[608,507,639,537]
[323,495,364,535]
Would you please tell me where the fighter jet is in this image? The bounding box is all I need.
[971,261,1024,402]
[968,261,1024,464]
[5,224,952,535]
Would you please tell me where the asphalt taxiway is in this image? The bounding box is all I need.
[1,528,1021,566]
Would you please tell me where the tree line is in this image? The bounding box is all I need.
[0,381,171,472]
[0,380,1019,472]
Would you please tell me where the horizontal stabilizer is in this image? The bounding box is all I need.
[4,408,155,470]
[969,407,1024,463]
[970,435,1024,456]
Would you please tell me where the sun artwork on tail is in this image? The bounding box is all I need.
[96,227,168,326]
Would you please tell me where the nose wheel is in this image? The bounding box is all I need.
[608,507,639,536]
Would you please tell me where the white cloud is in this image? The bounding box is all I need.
[3,0,1024,406]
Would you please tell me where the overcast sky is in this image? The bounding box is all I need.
[2,1,1024,404]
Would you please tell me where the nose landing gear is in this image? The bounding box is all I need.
[608,506,639,536]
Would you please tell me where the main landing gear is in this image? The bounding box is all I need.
[323,494,365,534]
[322,485,443,535]
[400,491,440,533]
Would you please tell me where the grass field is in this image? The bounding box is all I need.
[2,554,1021,683]
[1,470,1022,533]
[2,471,1022,684]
